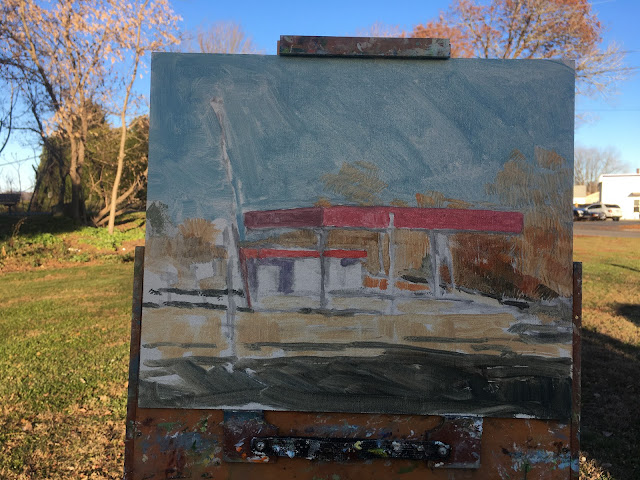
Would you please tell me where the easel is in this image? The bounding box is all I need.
[124,37,581,479]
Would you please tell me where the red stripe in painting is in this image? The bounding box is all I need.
[244,207,322,229]
[323,249,368,258]
[240,248,367,259]
[244,207,524,233]
[323,206,391,228]
[240,248,259,259]
[394,208,524,233]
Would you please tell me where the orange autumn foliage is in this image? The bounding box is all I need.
[408,0,626,95]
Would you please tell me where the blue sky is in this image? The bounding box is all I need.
[1,0,638,191]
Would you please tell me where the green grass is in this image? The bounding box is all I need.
[0,232,637,479]
[0,263,133,479]
[0,213,145,270]
[574,236,640,480]
[75,218,145,251]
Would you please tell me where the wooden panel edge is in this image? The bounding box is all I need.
[278,35,450,59]
[123,246,145,480]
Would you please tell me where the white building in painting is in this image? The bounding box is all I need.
[598,170,640,220]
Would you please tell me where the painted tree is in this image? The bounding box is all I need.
[410,0,628,97]
[322,161,388,206]
[485,147,573,297]
[0,0,179,223]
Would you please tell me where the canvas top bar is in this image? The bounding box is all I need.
[278,36,450,59]
[244,206,523,234]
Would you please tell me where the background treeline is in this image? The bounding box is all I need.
[32,105,148,225]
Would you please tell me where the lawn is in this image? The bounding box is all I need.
[574,236,640,480]
[0,222,638,479]
[0,263,132,479]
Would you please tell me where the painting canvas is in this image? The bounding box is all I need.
[140,52,574,419]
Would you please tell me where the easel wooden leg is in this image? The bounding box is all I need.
[123,246,144,480]
[570,261,582,479]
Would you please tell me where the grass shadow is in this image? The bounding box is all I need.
[614,303,640,327]
[609,263,640,274]
[0,211,147,244]
[0,215,79,243]
[113,210,146,228]
[581,327,640,479]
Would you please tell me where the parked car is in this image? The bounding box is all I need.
[588,210,606,221]
[584,203,622,221]
[573,206,588,221]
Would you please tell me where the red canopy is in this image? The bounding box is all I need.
[244,206,523,234]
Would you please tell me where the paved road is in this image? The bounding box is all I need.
[573,219,640,238]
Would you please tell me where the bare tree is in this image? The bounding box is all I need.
[574,146,627,194]
[0,0,179,223]
[3,173,16,193]
[355,22,405,38]
[100,0,179,234]
[184,21,261,54]
[0,82,17,156]
[12,0,112,221]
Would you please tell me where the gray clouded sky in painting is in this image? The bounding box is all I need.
[147,54,574,225]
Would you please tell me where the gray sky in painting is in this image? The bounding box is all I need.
[147,53,574,226]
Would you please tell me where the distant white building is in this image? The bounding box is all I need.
[573,185,599,206]
[584,191,600,204]
[598,170,640,220]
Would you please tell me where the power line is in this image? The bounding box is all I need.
[0,155,39,168]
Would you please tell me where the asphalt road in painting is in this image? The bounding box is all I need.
[139,348,572,419]
[573,220,640,237]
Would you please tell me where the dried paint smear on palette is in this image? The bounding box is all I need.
[140,53,575,419]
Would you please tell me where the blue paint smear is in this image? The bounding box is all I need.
[155,431,217,453]
[509,450,573,471]
[147,54,574,226]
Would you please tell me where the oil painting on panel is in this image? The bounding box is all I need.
[140,53,574,418]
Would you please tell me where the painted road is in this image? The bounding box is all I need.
[573,220,640,238]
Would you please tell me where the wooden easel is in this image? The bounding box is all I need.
[124,36,581,479]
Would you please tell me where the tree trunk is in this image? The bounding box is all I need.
[68,134,81,221]
[93,166,147,227]
[78,110,88,222]
[107,12,146,234]
[56,153,67,212]
[107,123,127,234]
